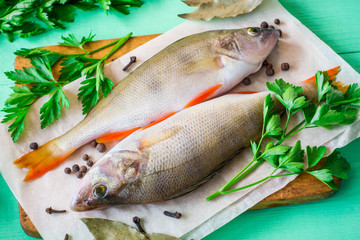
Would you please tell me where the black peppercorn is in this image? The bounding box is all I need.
[269,25,275,29]
[80,166,87,173]
[242,77,251,85]
[29,142,38,150]
[72,164,80,172]
[260,21,268,28]
[87,160,94,167]
[281,63,290,71]
[277,29,282,37]
[262,59,268,67]
[90,140,98,148]
[64,167,71,174]
[266,63,273,69]
[266,68,275,76]
[76,171,83,178]
[96,143,106,153]
[274,18,280,25]
[82,154,89,161]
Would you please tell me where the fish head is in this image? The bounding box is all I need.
[70,150,147,211]
[216,27,280,65]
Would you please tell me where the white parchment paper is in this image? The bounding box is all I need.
[0,0,359,239]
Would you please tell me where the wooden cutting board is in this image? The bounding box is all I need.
[15,34,340,239]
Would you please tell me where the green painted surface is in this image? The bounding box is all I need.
[0,0,359,239]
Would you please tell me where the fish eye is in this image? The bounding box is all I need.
[92,184,108,199]
[248,28,260,36]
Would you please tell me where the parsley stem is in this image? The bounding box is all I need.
[284,119,305,138]
[212,172,298,196]
[101,32,132,61]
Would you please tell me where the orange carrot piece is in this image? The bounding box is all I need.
[142,112,177,130]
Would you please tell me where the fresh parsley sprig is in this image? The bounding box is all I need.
[1,32,131,142]
[207,69,358,201]
[0,0,142,42]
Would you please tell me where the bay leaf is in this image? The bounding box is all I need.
[81,218,181,240]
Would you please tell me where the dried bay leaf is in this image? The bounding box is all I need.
[81,218,181,240]
[179,0,263,21]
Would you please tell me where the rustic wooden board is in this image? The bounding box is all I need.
[15,34,340,238]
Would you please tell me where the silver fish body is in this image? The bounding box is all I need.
[71,92,270,211]
[14,27,279,181]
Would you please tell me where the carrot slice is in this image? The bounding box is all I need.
[184,84,223,108]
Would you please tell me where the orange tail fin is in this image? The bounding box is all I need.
[301,66,341,84]
[14,140,74,181]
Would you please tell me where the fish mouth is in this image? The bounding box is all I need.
[70,184,97,212]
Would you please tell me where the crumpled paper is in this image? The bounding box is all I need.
[0,0,359,239]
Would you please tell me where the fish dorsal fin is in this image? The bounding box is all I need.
[139,126,182,150]
[188,56,224,74]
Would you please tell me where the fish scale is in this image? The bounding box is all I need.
[14,27,279,181]
[71,92,268,210]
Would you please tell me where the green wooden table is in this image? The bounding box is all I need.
[0,0,359,239]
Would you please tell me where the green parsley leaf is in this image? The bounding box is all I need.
[263,94,276,126]
[315,71,332,102]
[14,48,64,66]
[265,114,282,139]
[262,141,279,168]
[306,146,327,169]
[39,87,70,129]
[262,144,290,158]
[266,78,303,96]
[307,169,338,190]
[322,150,351,179]
[278,141,304,173]
[250,140,257,156]
[59,32,96,51]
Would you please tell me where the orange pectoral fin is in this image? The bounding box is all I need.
[96,127,141,143]
[13,140,74,181]
[142,112,177,130]
[301,66,341,84]
[184,84,223,109]
[231,91,259,94]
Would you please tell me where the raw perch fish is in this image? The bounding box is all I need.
[71,92,270,211]
[14,27,280,181]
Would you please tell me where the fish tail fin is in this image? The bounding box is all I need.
[14,139,74,181]
[301,66,341,84]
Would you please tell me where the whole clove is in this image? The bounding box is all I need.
[123,56,137,71]
[45,207,66,214]
[64,233,69,240]
[133,216,146,234]
[163,211,182,219]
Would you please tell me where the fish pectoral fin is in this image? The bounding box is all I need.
[96,127,142,143]
[231,90,259,94]
[184,84,223,108]
[188,56,224,74]
[139,126,182,150]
